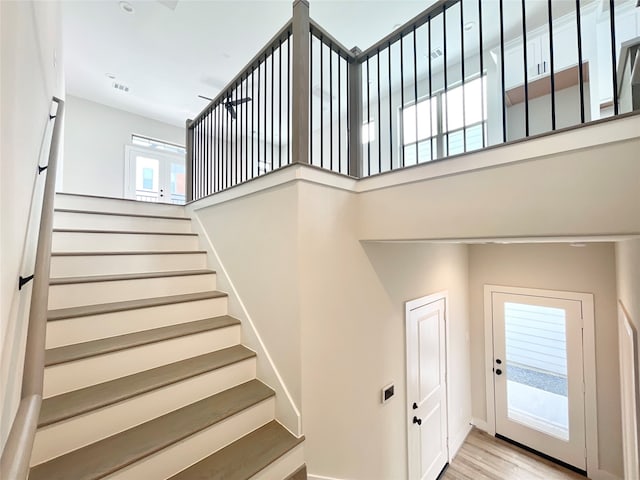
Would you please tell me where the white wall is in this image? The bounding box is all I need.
[0,0,64,453]
[468,243,622,478]
[298,181,471,480]
[358,135,640,240]
[62,95,184,198]
[616,239,640,339]
[191,183,302,434]
[192,179,473,480]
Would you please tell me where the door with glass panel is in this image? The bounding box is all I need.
[125,146,186,204]
[492,290,586,470]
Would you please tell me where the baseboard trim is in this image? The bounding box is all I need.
[470,417,490,433]
[589,469,622,480]
[308,475,348,480]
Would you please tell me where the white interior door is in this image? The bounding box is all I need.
[492,290,586,470]
[406,294,448,480]
[125,146,186,204]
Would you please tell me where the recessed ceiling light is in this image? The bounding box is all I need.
[464,21,475,31]
[119,1,135,14]
[105,73,116,80]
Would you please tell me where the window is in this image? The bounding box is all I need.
[402,75,487,163]
[362,121,376,144]
[132,134,186,155]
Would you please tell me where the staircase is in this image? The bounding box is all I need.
[28,193,306,480]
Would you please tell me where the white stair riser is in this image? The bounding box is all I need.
[104,398,275,480]
[53,232,199,253]
[50,253,208,278]
[48,274,217,310]
[54,212,191,234]
[31,358,257,466]
[43,326,240,397]
[55,195,186,218]
[250,443,305,480]
[46,297,228,348]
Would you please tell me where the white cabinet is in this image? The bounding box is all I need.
[499,16,583,91]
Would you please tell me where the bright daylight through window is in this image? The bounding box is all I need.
[402,75,487,163]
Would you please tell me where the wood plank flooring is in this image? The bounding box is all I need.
[441,428,587,480]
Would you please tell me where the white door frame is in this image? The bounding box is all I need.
[483,285,599,476]
[405,291,451,479]
[124,144,185,201]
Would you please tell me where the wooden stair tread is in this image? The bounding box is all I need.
[54,208,191,221]
[53,228,197,236]
[39,345,256,427]
[51,250,207,256]
[29,380,274,480]
[45,316,239,366]
[49,269,215,285]
[168,421,304,480]
[48,291,227,321]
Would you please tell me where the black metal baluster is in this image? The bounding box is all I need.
[235,84,238,185]
[330,45,334,171]
[338,52,342,173]
[478,0,485,148]
[320,38,324,168]
[271,46,275,170]
[576,0,585,124]
[264,53,268,172]
[279,39,283,169]
[226,94,230,189]
[346,53,350,173]
[413,27,418,164]
[257,62,261,175]
[377,49,382,173]
[548,0,556,131]
[366,55,371,175]
[460,1,466,152]
[388,42,393,169]
[499,0,507,142]
[428,19,433,160]
[252,67,255,178]
[609,0,618,115]
[443,5,449,155]
[522,0,529,137]
[400,36,405,167]
[287,33,291,165]
[310,34,314,166]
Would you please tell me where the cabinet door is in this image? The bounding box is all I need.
[527,37,544,80]
[552,22,579,74]
[504,44,525,90]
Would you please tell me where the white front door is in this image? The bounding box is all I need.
[406,294,448,480]
[125,146,186,204]
[491,290,586,470]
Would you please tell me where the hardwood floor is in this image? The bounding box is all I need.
[441,428,587,480]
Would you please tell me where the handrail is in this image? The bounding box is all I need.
[0,97,65,480]
[309,19,357,62]
[190,19,293,127]
[358,0,456,60]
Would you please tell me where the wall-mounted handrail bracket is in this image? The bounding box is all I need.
[18,275,35,290]
[49,114,56,120]
[38,165,48,174]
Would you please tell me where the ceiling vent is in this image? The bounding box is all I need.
[112,82,130,93]
[431,48,443,60]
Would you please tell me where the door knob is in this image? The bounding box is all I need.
[495,368,503,375]
[413,416,422,426]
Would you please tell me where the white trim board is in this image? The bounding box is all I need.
[307,475,348,480]
[188,211,302,437]
[483,285,602,478]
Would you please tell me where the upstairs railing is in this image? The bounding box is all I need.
[187,0,640,202]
